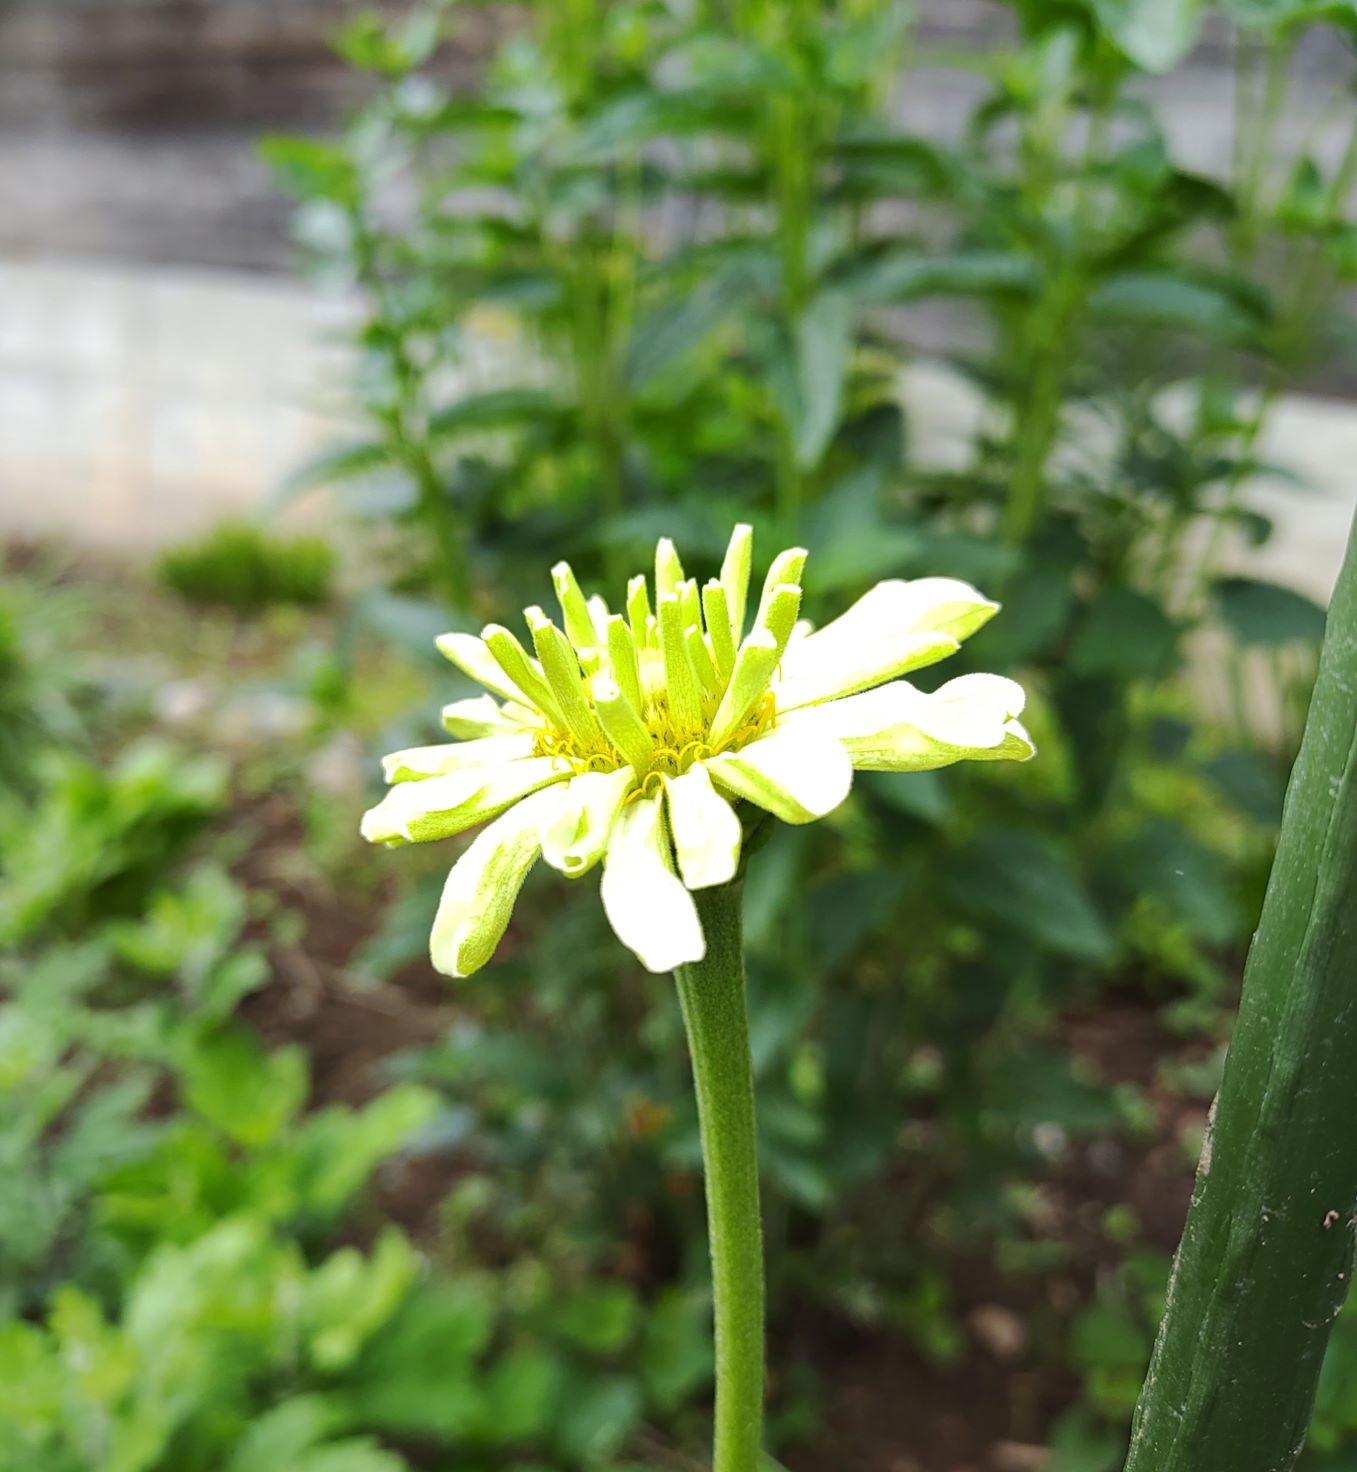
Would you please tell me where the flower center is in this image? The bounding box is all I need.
[532,690,776,781]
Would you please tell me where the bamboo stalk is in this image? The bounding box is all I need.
[1125,508,1357,1472]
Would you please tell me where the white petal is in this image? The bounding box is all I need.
[666,764,742,889]
[430,788,559,978]
[539,767,636,878]
[786,674,1034,771]
[360,757,567,846]
[912,673,1027,747]
[774,577,998,709]
[435,631,530,703]
[705,725,852,824]
[601,794,706,973]
[441,695,534,739]
[383,733,537,783]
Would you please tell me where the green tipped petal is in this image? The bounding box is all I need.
[707,629,780,749]
[666,764,742,889]
[360,757,568,847]
[552,562,601,655]
[382,733,536,783]
[482,624,566,726]
[430,788,560,978]
[586,595,611,643]
[684,625,719,696]
[702,581,737,680]
[626,575,653,648]
[752,547,807,631]
[776,630,959,712]
[436,631,529,704]
[441,695,528,738]
[601,794,706,973]
[678,578,702,634]
[892,577,1000,641]
[754,583,803,657]
[656,538,686,601]
[527,611,608,751]
[605,615,645,714]
[719,523,754,640]
[540,767,636,878]
[776,578,997,710]
[658,596,705,729]
[592,675,656,774]
[789,673,1035,771]
[706,726,853,824]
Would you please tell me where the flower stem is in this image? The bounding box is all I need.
[674,882,765,1472]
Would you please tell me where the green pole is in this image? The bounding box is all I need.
[1125,509,1357,1472]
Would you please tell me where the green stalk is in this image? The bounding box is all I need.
[1125,506,1357,1472]
[674,883,765,1472]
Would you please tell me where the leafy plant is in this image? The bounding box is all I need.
[157,520,335,611]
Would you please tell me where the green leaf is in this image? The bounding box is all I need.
[1085,0,1207,71]
[803,469,922,592]
[108,863,247,985]
[859,769,952,825]
[223,1397,349,1472]
[1203,748,1287,825]
[181,1028,309,1149]
[554,1374,644,1463]
[1089,270,1265,341]
[348,591,456,665]
[1213,577,1328,646]
[1220,0,1355,27]
[1070,587,1179,679]
[258,136,357,203]
[333,10,440,74]
[547,1282,641,1354]
[624,266,755,390]
[808,870,906,973]
[482,1347,564,1443]
[350,1280,496,1437]
[981,1047,1123,1137]
[837,249,1038,306]
[979,565,1076,665]
[1105,822,1242,944]
[1047,1407,1126,1472]
[304,1229,419,1373]
[291,1083,440,1220]
[427,388,562,440]
[793,291,854,470]
[642,1289,713,1413]
[948,829,1116,963]
[274,440,391,506]
[830,131,954,201]
[296,1442,412,1472]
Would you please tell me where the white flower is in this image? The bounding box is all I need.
[362,526,1035,977]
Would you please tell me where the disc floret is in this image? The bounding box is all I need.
[498,531,792,793]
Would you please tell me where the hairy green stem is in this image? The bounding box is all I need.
[1125,506,1357,1471]
[674,883,765,1472]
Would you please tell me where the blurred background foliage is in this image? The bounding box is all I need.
[3,0,1357,1468]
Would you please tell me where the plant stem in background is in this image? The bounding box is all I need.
[674,883,765,1472]
[1125,507,1357,1472]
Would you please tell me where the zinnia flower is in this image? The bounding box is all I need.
[361,526,1034,976]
